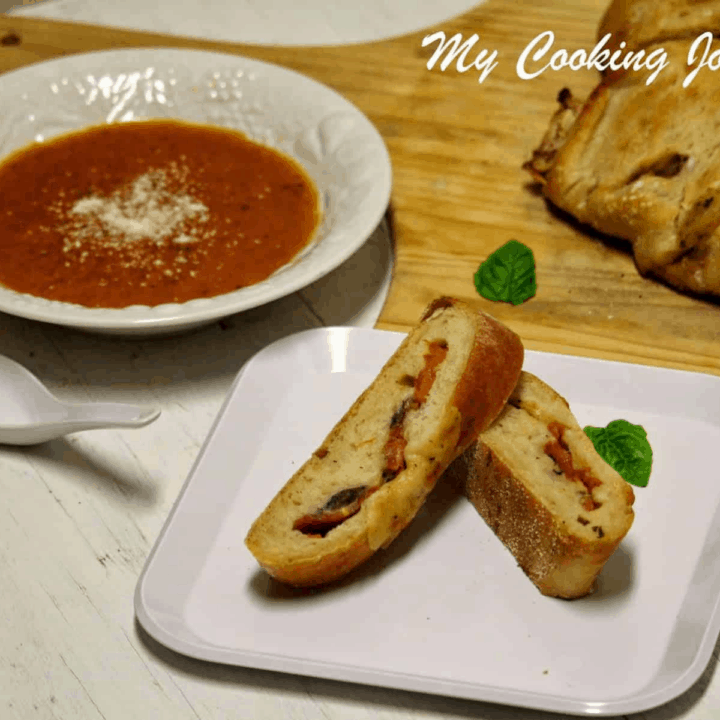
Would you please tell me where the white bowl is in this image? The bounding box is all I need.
[0,47,392,335]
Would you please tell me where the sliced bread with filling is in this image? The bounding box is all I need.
[450,371,635,599]
[245,297,524,587]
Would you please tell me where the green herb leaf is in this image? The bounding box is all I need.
[474,240,537,305]
[584,420,653,487]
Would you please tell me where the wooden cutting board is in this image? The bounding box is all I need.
[1,0,718,375]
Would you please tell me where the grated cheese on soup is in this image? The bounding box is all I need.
[68,169,208,247]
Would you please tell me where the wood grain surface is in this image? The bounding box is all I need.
[0,0,718,375]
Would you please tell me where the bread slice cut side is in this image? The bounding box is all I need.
[290,340,450,540]
[245,298,524,587]
[453,372,635,599]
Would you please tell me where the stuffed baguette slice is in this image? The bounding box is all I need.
[450,371,635,599]
[245,297,524,587]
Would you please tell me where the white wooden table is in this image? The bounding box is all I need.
[2,1,720,719]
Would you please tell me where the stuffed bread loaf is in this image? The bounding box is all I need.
[245,297,524,587]
[450,371,635,599]
[524,35,720,297]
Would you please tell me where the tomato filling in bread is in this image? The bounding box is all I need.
[384,340,448,479]
[544,421,602,511]
[413,339,448,403]
[294,339,449,538]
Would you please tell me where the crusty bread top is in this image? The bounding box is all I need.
[524,37,720,296]
[480,372,635,544]
[423,298,526,447]
[599,0,720,53]
[245,298,523,585]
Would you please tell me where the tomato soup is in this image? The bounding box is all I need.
[0,119,320,308]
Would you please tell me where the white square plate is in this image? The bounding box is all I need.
[135,327,720,716]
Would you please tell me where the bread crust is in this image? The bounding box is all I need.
[245,298,524,587]
[599,0,720,55]
[524,36,720,297]
[450,372,635,599]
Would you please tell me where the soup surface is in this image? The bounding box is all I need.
[0,119,320,308]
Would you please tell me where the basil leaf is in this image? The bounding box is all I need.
[474,240,537,306]
[584,420,653,488]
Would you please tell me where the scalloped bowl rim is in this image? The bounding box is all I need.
[0,47,392,334]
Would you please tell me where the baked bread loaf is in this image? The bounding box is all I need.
[599,0,720,54]
[245,297,524,587]
[450,371,635,599]
[524,36,720,297]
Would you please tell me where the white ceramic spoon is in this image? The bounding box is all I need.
[0,354,160,445]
